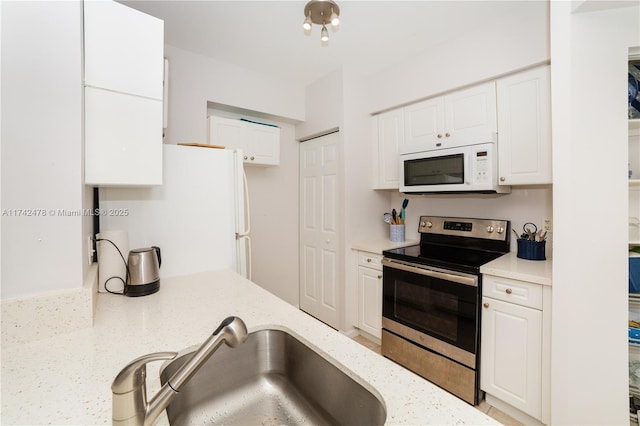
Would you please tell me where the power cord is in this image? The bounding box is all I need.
[94,237,129,296]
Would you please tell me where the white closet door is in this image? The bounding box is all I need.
[299,132,341,329]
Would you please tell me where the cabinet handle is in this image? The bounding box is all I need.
[367,258,372,263]
[505,288,512,294]
[243,155,248,160]
[483,303,490,308]
[377,275,382,279]
[250,156,255,161]
[500,176,506,182]
[437,134,443,138]
[445,132,450,137]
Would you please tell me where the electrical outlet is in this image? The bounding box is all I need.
[543,218,552,232]
[87,236,95,264]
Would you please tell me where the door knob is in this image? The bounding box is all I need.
[483,303,489,308]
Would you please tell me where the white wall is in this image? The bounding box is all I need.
[1,1,86,299]
[550,2,640,424]
[163,44,305,146]
[367,0,549,113]
[242,123,300,307]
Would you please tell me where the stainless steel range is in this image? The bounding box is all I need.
[381,216,510,405]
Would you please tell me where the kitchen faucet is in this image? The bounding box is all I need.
[111,316,248,426]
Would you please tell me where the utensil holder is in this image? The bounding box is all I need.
[390,224,405,242]
[516,239,546,261]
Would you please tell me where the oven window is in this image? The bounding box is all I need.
[383,265,478,353]
[404,154,464,186]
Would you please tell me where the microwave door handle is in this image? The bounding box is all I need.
[382,258,477,287]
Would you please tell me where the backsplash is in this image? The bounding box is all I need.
[390,186,553,253]
[1,265,97,346]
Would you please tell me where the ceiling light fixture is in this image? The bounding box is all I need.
[302,0,340,46]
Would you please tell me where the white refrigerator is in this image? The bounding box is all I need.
[100,144,251,280]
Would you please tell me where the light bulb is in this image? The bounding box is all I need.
[330,11,340,28]
[303,15,312,34]
[320,24,329,43]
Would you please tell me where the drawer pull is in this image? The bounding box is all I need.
[483,303,490,308]
[505,288,512,294]
[367,258,372,263]
[378,275,382,279]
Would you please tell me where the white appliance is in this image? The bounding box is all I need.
[399,141,510,194]
[100,144,251,280]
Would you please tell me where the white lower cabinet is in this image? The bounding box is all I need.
[481,274,550,425]
[356,251,383,339]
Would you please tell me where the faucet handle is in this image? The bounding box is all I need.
[112,351,177,394]
[112,351,177,424]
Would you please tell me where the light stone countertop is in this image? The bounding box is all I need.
[480,252,552,286]
[0,269,499,425]
[351,239,419,254]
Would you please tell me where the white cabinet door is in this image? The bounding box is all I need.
[403,97,444,153]
[84,0,164,186]
[497,65,552,185]
[244,121,280,166]
[402,83,497,154]
[373,109,404,189]
[444,82,497,148]
[209,116,244,149]
[208,116,280,166]
[84,0,164,100]
[358,266,382,338]
[481,296,543,420]
[85,87,163,186]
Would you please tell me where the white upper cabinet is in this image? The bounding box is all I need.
[497,65,552,185]
[404,97,444,148]
[208,116,280,166]
[85,87,163,186]
[373,109,405,189]
[84,0,164,99]
[403,82,497,154]
[83,0,164,186]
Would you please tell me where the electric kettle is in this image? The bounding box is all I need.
[126,246,161,297]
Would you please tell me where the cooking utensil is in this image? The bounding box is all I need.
[400,199,409,223]
[383,213,392,224]
[392,209,397,224]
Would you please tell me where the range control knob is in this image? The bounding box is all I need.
[425,221,433,228]
[496,226,505,234]
[486,225,494,233]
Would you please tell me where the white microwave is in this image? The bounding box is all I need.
[399,142,510,194]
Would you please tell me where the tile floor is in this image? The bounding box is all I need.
[352,335,525,426]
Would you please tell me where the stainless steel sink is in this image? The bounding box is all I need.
[159,329,386,425]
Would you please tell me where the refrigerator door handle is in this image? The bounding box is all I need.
[236,234,252,281]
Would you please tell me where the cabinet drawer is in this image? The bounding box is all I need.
[483,274,542,310]
[358,252,383,270]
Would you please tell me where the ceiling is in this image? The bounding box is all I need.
[119,1,532,87]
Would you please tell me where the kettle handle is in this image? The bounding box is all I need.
[152,246,162,268]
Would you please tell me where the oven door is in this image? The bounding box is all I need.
[382,258,479,367]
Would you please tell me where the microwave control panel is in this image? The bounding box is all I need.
[473,151,489,183]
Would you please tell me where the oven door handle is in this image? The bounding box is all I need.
[382,258,478,287]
